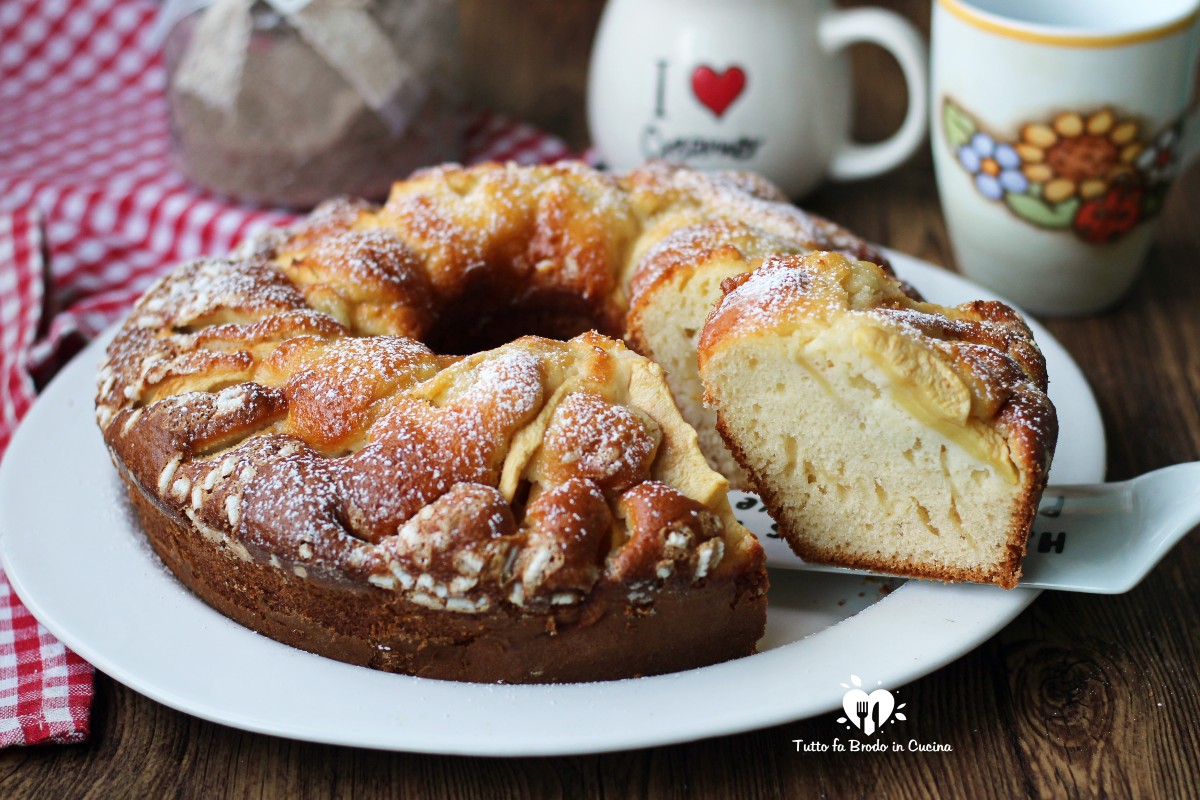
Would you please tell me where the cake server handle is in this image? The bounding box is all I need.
[757,462,1200,594]
[1017,462,1200,593]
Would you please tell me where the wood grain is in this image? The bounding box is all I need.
[3,0,1198,797]
[458,0,607,148]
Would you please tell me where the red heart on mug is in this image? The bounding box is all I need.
[691,65,747,118]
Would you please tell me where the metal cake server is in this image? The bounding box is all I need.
[757,462,1200,593]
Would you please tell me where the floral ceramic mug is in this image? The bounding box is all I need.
[932,0,1200,315]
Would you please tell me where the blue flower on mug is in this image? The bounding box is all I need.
[957,133,1028,200]
[942,97,1184,244]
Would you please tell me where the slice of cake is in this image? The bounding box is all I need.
[620,162,895,489]
[697,252,1057,588]
[625,219,802,487]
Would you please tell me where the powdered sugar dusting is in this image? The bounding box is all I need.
[540,391,659,493]
[136,257,305,329]
[710,257,817,333]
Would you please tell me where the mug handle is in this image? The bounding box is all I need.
[819,8,929,181]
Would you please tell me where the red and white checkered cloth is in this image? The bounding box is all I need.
[0,0,576,746]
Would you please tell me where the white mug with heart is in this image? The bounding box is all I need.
[587,0,929,198]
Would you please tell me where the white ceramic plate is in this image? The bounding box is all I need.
[0,251,1105,756]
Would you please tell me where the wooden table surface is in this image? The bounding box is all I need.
[4,1,1198,797]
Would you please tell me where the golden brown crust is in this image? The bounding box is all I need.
[620,162,892,268]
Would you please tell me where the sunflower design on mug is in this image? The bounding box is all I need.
[943,98,1182,244]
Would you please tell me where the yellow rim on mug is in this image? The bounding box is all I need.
[938,0,1199,48]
